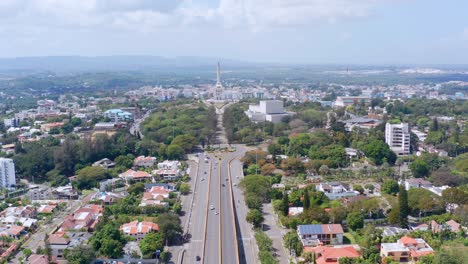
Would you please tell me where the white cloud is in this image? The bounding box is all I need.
[0,0,384,33]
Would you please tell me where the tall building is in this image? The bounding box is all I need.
[0,158,16,188]
[385,123,410,155]
[214,62,224,100]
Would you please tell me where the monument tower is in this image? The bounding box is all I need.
[215,62,223,100]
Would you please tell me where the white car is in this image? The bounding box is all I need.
[210,205,214,210]
[214,212,219,215]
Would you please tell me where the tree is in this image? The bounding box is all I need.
[157,213,182,245]
[239,175,271,202]
[284,231,303,256]
[115,154,134,169]
[365,184,375,193]
[303,188,310,210]
[99,239,123,258]
[246,209,264,228]
[281,192,289,216]
[171,134,197,151]
[260,163,276,175]
[179,183,191,195]
[409,159,430,178]
[139,232,164,258]
[64,245,96,264]
[381,180,399,195]
[347,212,364,231]
[398,185,408,228]
[361,139,396,165]
[442,187,468,207]
[166,144,184,159]
[73,166,110,190]
[353,184,364,194]
[128,182,145,196]
[246,193,263,210]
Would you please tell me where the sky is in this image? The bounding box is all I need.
[0,0,467,64]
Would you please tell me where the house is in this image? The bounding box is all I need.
[316,182,358,200]
[92,191,124,205]
[140,186,171,207]
[404,178,433,191]
[92,158,115,169]
[0,225,26,239]
[0,206,37,219]
[37,204,57,214]
[1,144,15,155]
[134,156,157,168]
[288,207,304,216]
[119,169,152,184]
[380,236,433,262]
[409,223,429,232]
[120,221,159,241]
[28,254,49,264]
[144,183,176,191]
[40,122,64,133]
[342,117,381,132]
[157,160,181,170]
[381,226,409,237]
[153,168,181,180]
[48,233,70,259]
[59,204,103,232]
[304,245,361,264]
[297,224,344,246]
[431,220,461,233]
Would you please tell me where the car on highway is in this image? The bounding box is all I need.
[196,256,201,261]
[210,205,214,210]
[233,183,237,186]
[214,211,219,215]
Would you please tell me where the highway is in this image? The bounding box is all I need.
[183,102,258,264]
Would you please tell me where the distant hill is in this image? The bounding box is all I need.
[0,56,254,73]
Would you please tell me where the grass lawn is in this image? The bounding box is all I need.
[344,232,357,244]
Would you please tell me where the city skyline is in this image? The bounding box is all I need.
[0,0,467,64]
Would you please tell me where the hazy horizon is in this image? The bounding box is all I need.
[1,1,467,65]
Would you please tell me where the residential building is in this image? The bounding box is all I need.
[333,96,371,107]
[304,245,361,264]
[316,182,357,200]
[92,191,124,205]
[0,158,16,188]
[27,254,49,264]
[0,225,26,239]
[120,221,159,241]
[342,117,382,132]
[381,226,409,237]
[104,109,133,122]
[431,220,461,233]
[92,158,115,169]
[288,207,303,216]
[244,100,294,124]
[140,186,171,207]
[297,224,344,246]
[134,156,157,168]
[380,236,433,262]
[157,160,181,170]
[385,123,410,155]
[3,117,21,128]
[403,178,433,191]
[59,204,103,232]
[119,169,152,184]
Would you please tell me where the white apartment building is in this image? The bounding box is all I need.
[0,158,16,188]
[244,100,293,124]
[385,123,410,155]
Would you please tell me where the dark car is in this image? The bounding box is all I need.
[196,256,201,261]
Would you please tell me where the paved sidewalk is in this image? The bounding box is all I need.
[263,203,290,264]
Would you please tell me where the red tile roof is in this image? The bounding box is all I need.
[305,246,360,264]
[399,236,417,246]
[321,224,344,234]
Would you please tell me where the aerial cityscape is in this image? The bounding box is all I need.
[0,1,467,264]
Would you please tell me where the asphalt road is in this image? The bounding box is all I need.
[203,154,221,263]
[184,153,211,263]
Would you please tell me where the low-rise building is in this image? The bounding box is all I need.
[140,186,171,207]
[120,221,159,241]
[297,224,344,247]
[59,204,103,232]
[316,182,358,200]
[119,169,152,184]
[431,220,461,233]
[134,156,157,168]
[92,158,115,169]
[104,109,133,122]
[403,178,433,190]
[28,254,49,264]
[304,245,361,264]
[244,100,294,124]
[380,236,433,262]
